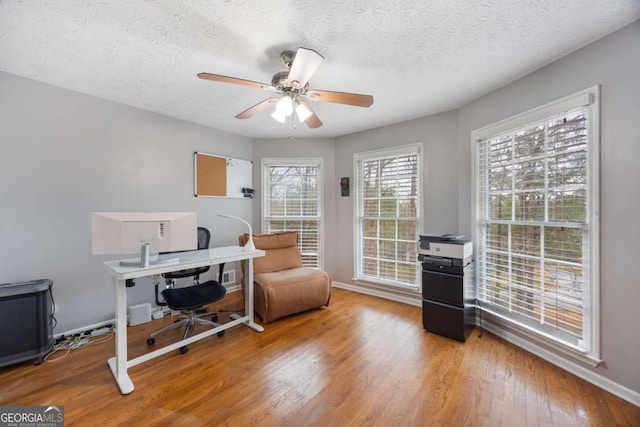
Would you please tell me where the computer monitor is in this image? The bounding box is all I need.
[91,212,198,267]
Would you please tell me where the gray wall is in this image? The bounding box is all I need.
[456,22,640,392]
[0,71,253,333]
[333,110,460,286]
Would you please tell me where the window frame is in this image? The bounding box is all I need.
[471,86,601,364]
[353,143,423,291]
[261,157,324,269]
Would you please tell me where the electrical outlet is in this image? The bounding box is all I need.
[222,270,235,285]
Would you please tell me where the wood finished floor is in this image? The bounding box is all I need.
[1,288,638,426]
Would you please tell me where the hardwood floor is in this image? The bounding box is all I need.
[1,288,638,426]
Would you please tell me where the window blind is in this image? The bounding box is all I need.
[476,101,597,354]
[263,160,322,268]
[355,145,421,290]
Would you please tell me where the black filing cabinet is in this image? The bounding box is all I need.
[421,260,475,342]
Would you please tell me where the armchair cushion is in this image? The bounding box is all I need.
[250,232,303,274]
[239,231,331,323]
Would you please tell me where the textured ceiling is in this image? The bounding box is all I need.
[1,1,639,138]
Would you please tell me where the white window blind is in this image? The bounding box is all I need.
[474,88,599,358]
[262,159,322,268]
[355,144,421,290]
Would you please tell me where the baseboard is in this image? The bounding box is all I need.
[225,284,242,293]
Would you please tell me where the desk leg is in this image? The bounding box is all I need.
[107,278,134,394]
[242,257,263,332]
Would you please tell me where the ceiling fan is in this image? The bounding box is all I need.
[197,47,374,129]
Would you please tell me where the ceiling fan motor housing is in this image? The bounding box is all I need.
[271,71,309,95]
[271,71,289,88]
[280,50,296,68]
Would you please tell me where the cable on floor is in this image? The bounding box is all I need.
[45,332,114,362]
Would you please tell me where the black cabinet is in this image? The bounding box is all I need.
[421,261,475,342]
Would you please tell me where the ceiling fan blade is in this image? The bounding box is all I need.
[298,100,323,128]
[198,72,275,91]
[235,98,279,119]
[306,89,374,108]
[286,47,324,89]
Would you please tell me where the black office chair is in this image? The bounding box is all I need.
[147,227,226,354]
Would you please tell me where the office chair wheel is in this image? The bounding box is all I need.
[147,338,155,346]
[211,314,218,322]
[217,330,225,337]
[179,345,189,354]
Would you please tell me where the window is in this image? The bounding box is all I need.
[473,87,600,360]
[354,144,422,290]
[262,158,323,268]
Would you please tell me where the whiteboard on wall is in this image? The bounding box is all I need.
[194,152,253,198]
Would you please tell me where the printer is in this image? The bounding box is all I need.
[418,234,475,342]
[418,234,472,267]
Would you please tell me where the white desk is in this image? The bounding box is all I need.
[102,246,265,394]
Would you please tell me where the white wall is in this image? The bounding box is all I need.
[0,71,253,333]
[457,21,640,393]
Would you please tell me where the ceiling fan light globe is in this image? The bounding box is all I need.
[275,96,293,116]
[271,109,287,123]
[295,102,313,123]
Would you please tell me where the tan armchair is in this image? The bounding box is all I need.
[239,231,331,323]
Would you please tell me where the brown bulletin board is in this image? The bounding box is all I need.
[194,152,252,198]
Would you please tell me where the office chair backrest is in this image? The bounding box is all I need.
[197,227,210,251]
[164,227,211,280]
